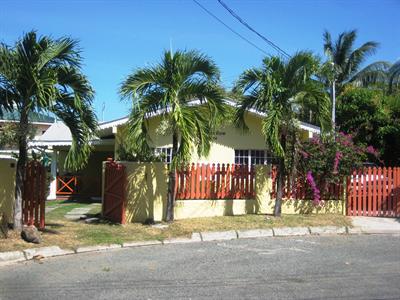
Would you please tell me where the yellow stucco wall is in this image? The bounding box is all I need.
[114,113,313,164]
[121,161,168,223]
[0,158,16,224]
[113,162,344,223]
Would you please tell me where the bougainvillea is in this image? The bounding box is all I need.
[298,132,379,204]
[306,171,321,205]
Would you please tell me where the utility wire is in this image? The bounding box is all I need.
[217,0,291,58]
[192,0,269,56]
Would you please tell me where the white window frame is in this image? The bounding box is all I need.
[154,147,172,163]
[234,149,274,165]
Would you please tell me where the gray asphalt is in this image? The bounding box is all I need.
[1,234,399,300]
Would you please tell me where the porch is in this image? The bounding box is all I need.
[48,144,114,200]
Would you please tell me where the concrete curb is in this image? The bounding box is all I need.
[236,229,274,239]
[23,246,75,260]
[122,240,162,247]
[201,230,237,241]
[0,251,26,265]
[75,244,122,254]
[2,225,399,266]
[273,227,310,237]
[346,227,400,235]
[309,226,347,235]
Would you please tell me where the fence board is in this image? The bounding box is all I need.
[22,161,46,229]
[365,167,374,216]
[372,167,377,216]
[175,163,256,200]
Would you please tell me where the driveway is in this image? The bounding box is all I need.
[1,234,399,299]
[352,216,400,233]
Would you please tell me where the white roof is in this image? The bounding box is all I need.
[99,116,129,130]
[98,98,321,134]
[31,98,321,147]
[32,121,73,146]
[29,121,116,147]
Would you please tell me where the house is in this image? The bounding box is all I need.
[30,99,320,202]
[0,110,55,157]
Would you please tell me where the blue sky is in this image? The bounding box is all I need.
[1,0,399,121]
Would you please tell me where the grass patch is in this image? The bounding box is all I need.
[0,201,352,252]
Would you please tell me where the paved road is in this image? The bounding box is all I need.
[1,235,399,299]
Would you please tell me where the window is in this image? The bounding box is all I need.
[234,149,274,165]
[154,147,172,163]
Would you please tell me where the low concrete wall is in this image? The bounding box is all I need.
[104,162,345,223]
[122,162,168,223]
[0,158,16,225]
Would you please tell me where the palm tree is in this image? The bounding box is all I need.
[354,59,400,94]
[234,52,330,216]
[0,31,97,230]
[322,29,381,95]
[120,50,225,222]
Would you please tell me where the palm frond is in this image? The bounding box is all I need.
[323,30,333,59]
[350,61,391,86]
[120,49,224,167]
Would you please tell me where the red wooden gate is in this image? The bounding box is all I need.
[103,160,126,224]
[347,167,400,217]
[22,161,46,229]
[56,175,79,196]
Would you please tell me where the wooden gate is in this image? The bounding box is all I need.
[103,160,126,224]
[22,161,46,229]
[347,167,400,217]
[56,175,79,196]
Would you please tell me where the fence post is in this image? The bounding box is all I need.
[226,164,231,198]
[387,167,393,217]
[211,164,216,199]
[190,163,196,199]
[373,167,387,216]
[216,163,221,199]
[367,167,374,216]
[395,167,399,217]
[206,164,211,199]
[221,164,226,199]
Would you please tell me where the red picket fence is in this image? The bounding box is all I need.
[347,167,400,217]
[271,167,344,200]
[22,161,46,229]
[175,163,256,200]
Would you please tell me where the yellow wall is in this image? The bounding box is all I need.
[0,158,16,225]
[114,113,311,164]
[113,162,344,223]
[120,162,168,223]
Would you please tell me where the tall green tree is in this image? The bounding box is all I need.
[0,31,97,230]
[322,29,382,95]
[234,52,330,216]
[337,87,400,165]
[120,50,225,222]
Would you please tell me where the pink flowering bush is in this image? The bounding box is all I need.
[306,171,321,205]
[298,132,379,204]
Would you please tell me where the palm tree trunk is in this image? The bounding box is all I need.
[13,108,29,231]
[274,157,284,217]
[166,130,178,222]
[274,135,287,217]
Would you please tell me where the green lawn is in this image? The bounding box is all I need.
[0,200,352,252]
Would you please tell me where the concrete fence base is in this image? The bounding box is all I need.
[106,162,345,223]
